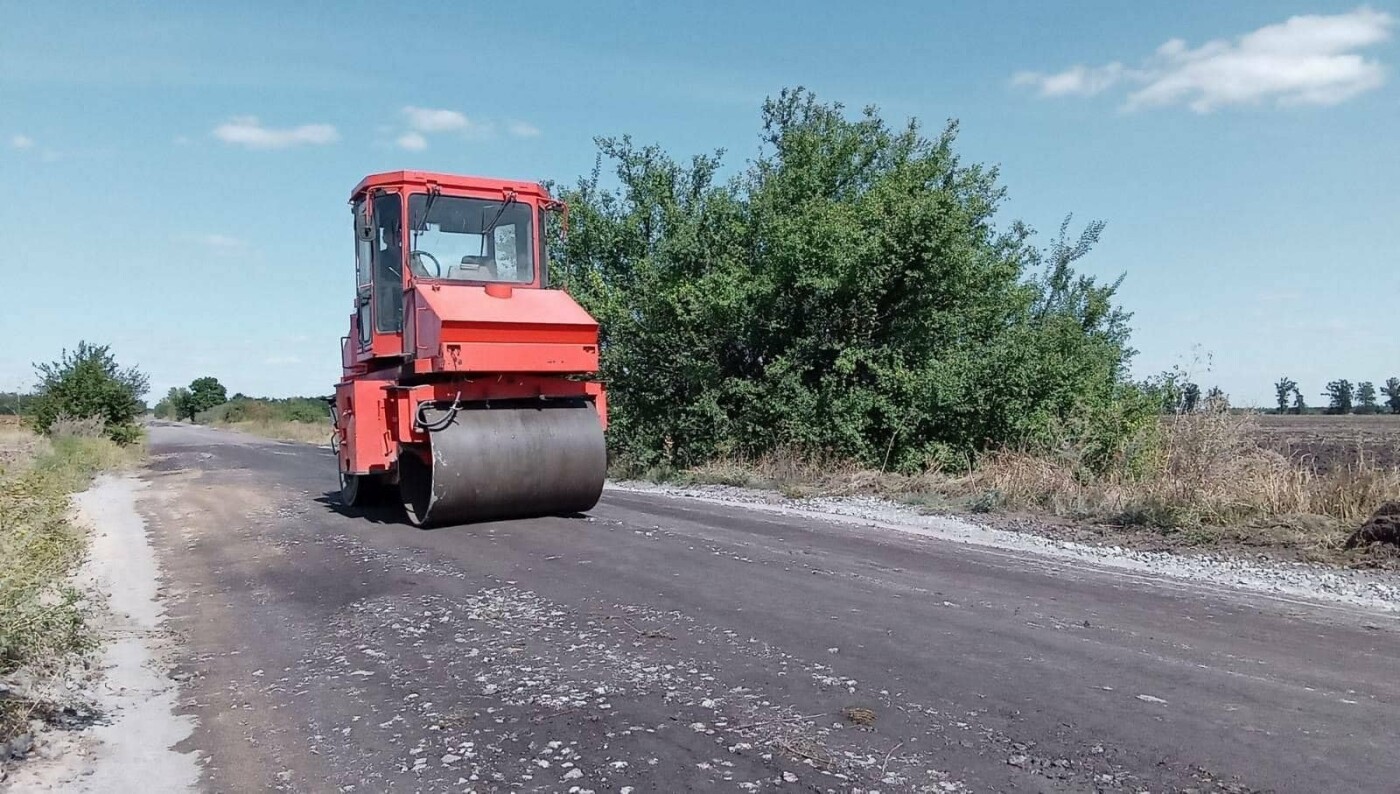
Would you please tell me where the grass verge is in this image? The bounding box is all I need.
[0,426,143,742]
[623,410,1400,560]
[213,419,331,445]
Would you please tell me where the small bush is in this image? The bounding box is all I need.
[28,342,148,445]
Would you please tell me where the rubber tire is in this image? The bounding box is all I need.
[339,469,384,507]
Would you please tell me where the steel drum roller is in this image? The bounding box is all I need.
[399,402,606,526]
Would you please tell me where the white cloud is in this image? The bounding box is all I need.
[200,233,247,251]
[10,134,34,150]
[506,120,542,138]
[212,116,339,149]
[392,107,538,147]
[402,106,472,133]
[1012,63,1126,97]
[1013,6,1394,112]
[396,131,428,151]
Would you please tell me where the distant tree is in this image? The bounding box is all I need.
[29,341,148,443]
[1181,382,1201,413]
[1383,377,1400,415]
[1324,380,1354,415]
[1203,386,1228,411]
[1274,377,1297,414]
[171,388,195,420]
[153,386,187,419]
[0,391,30,416]
[1291,387,1307,414]
[186,376,228,417]
[1355,381,1379,414]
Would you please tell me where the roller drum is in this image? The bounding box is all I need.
[400,401,606,526]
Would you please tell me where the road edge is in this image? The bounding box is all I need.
[2,474,200,793]
[607,480,1400,616]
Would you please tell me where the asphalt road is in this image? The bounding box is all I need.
[139,423,1400,793]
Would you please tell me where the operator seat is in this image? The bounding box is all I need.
[451,254,497,281]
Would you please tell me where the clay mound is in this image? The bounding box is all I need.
[1344,502,1400,549]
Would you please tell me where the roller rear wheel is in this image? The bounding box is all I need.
[339,467,385,507]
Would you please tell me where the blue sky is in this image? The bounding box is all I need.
[3,1,1396,407]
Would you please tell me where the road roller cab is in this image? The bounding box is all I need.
[333,171,607,526]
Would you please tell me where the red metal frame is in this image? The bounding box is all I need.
[335,171,606,480]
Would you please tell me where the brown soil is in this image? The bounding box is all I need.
[1253,414,1400,472]
[1346,502,1400,550]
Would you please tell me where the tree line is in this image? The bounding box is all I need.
[1273,377,1400,415]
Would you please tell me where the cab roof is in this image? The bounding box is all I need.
[351,171,551,201]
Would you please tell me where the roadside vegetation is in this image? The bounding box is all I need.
[153,382,330,444]
[555,89,1398,555]
[1,343,147,743]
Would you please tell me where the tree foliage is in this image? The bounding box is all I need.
[153,377,229,421]
[153,387,191,420]
[1324,380,1354,415]
[553,89,1147,473]
[199,395,328,424]
[1355,381,1379,414]
[186,377,228,417]
[0,392,29,416]
[1274,377,1297,415]
[1181,383,1201,414]
[29,341,148,444]
[1383,377,1400,415]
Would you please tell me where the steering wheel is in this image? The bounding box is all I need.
[410,250,441,277]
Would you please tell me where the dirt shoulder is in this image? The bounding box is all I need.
[1,475,199,792]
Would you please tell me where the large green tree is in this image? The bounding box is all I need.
[186,376,228,418]
[554,89,1145,473]
[29,341,148,443]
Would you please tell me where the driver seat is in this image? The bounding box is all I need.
[450,254,497,281]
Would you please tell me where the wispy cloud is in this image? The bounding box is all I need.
[403,106,473,133]
[1013,6,1395,112]
[395,106,483,150]
[393,107,539,149]
[395,131,428,152]
[200,233,247,251]
[10,133,34,150]
[506,120,542,139]
[212,116,339,149]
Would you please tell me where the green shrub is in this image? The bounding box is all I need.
[555,89,1139,474]
[196,396,328,425]
[28,342,148,445]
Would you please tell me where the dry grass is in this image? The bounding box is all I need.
[962,410,1399,533]
[669,409,1400,552]
[0,423,143,741]
[217,419,332,445]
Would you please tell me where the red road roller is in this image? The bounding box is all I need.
[331,171,606,526]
